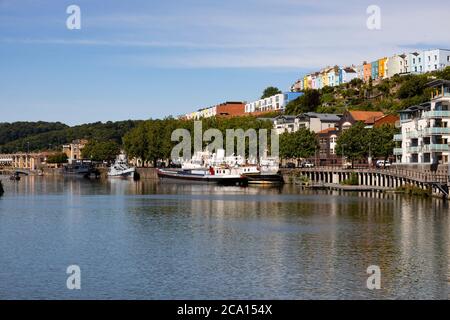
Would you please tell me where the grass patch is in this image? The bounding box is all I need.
[396,184,431,197]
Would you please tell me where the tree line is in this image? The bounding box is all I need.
[123,117,274,165]
[279,122,398,166]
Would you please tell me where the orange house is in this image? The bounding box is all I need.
[378,58,387,79]
[373,114,400,127]
[363,63,372,82]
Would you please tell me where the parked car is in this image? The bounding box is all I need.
[301,161,314,168]
[342,162,352,169]
[285,162,296,169]
[376,160,391,168]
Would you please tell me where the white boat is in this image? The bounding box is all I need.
[157,166,246,185]
[108,154,136,178]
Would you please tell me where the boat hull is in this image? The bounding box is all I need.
[108,170,135,179]
[157,169,246,186]
[243,173,284,185]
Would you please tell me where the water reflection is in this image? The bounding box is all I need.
[0,176,449,299]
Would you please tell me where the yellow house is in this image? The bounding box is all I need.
[303,75,309,90]
[378,57,387,79]
[321,68,330,87]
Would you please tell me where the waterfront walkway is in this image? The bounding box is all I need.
[281,166,450,197]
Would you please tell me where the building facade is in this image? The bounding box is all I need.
[295,112,341,133]
[317,128,340,166]
[407,52,424,74]
[395,79,450,165]
[273,115,296,134]
[184,101,246,120]
[340,67,358,84]
[245,92,303,114]
[363,63,372,82]
[422,49,450,73]
[371,60,379,80]
[339,110,385,130]
[63,139,88,164]
[386,54,407,78]
[378,57,387,79]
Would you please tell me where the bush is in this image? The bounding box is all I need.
[341,173,359,186]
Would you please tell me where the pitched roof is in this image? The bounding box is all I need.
[317,127,338,134]
[348,111,384,122]
[302,112,342,122]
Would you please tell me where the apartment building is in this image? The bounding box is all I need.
[395,80,450,165]
[62,139,88,164]
[245,92,303,114]
[184,102,246,120]
[422,49,450,73]
[295,112,341,133]
[273,115,297,134]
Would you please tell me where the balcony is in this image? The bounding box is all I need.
[421,144,450,152]
[407,146,420,153]
[393,134,403,141]
[405,131,419,138]
[393,148,403,155]
[422,111,450,118]
[421,127,450,135]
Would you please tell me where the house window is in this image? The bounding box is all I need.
[448,56,450,62]
[435,55,438,61]
[435,65,438,70]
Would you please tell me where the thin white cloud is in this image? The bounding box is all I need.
[1,0,449,70]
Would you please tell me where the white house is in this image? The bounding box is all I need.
[273,115,297,134]
[245,92,303,114]
[407,51,425,74]
[386,54,408,78]
[295,112,342,133]
[395,80,450,165]
[422,49,450,73]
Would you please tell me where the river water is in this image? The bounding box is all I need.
[0,176,449,300]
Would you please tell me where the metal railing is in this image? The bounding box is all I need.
[423,111,450,118]
[282,166,448,184]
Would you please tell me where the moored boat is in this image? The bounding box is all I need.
[157,166,247,185]
[62,161,96,178]
[242,157,284,185]
[108,154,136,179]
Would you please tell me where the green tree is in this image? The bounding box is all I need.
[46,152,68,164]
[285,89,321,115]
[123,123,149,161]
[436,66,450,80]
[366,124,399,161]
[336,122,369,166]
[397,75,428,99]
[279,128,318,159]
[82,140,120,162]
[261,86,282,99]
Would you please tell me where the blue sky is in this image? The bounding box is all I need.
[1,0,449,125]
